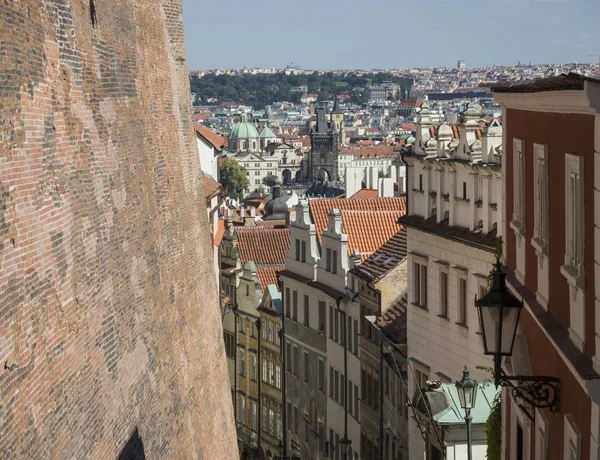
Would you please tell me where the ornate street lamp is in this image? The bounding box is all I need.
[339,435,352,459]
[475,261,560,412]
[455,367,478,460]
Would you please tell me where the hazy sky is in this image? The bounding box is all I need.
[182,0,599,70]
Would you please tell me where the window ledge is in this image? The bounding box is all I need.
[560,263,584,289]
[509,219,525,237]
[441,193,450,202]
[412,302,428,311]
[531,237,548,257]
[437,314,449,321]
[454,198,470,204]
[455,322,468,329]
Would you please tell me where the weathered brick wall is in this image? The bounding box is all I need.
[0,1,238,458]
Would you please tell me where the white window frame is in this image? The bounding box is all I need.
[534,409,547,460]
[532,144,549,254]
[411,254,429,308]
[564,415,581,460]
[561,153,585,283]
[510,399,531,460]
[439,267,449,318]
[510,138,526,235]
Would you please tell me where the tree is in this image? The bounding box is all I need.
[220,159,249,201]
[262,174,277,187]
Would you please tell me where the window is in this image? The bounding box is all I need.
[301,241,306,262]
[326,248,332,271]
[332,250,338,274]
[353,319,358,354]
[292,290,298,321]
[348,383,353,417]
[319,301,326,334]
[262,358,267,383]
[329,305,334,339]
[304,351,310,383]
[255,170,260,176]
[239,396,246,424]
[262,406,268,432]
[462,181,467,200]
[268,321,274,343]
[415,369,428,389]
[318,359,325,391]
[533,144,548,249]
[512,138,525,231]
[224,331,235,358]
[239,351,245,376]
[262,320,267,340]
[255,179,260,184]
[285,342,291,371]
[255,162,260,167]
[293,346,299,376]
[251,401,257,430]
[347,315,352,351]
[419,174,423,191]
[276,412,282,440]
[285,288,291,318]
[334,369,339,402]
[251,354,257,381]
[334,309,339,343]
[275,364,281,389]
[439,271,448,317]
[304,295,310,327]
[458,277,467,325]
[354,383,359,417]
[330,366,334,397]
[269,361,274,386]
[287,401,292,432]
[564,415,580,460]
[534,410,547,460]
[413,261,427,307]
[269,408,275,435]
[295,239,300,261]
[564,154,584,273]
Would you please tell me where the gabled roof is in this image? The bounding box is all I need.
[353,228,408,282]
[349,188,378,199]
[202,172,222,200]
[309,197,406,260]
[256,267,283,293]
[195,123,226,150]
[235,227,290,266]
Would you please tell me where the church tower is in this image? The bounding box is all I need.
[309,104,339,182]
[330,97,345,145]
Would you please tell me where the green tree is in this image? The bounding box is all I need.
[262,174,277,187]
[485,393,501,460]
[220,159,249,201]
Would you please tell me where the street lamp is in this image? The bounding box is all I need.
[339,435,352,459]
[475,261,560,412]
[455,367,478,460]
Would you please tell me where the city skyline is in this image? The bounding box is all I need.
[182,0,599,71]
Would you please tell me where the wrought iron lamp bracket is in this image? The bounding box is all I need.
[498,369,561,413]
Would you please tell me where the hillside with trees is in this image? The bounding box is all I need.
[190,72,412,107]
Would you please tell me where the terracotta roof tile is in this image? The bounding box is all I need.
[256,267,283,292]
[349,189,378,199]
[353,228,408,282]
[235,227,290,265]
[213,219,225,246]
[202,173,221,200]
[340,210,403,260]
[195,123,226,150]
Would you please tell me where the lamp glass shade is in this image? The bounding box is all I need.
[455,367,478,410]
[340,437,352,456]
[478,303,521,356]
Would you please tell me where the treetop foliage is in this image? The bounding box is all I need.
[190,72,412,108]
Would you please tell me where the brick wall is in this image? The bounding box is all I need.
[0,1,237,458]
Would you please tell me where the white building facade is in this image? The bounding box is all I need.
[401,101,503,459]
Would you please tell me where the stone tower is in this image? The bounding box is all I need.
[0,1,238,458]
[309,105,339,182]
[331,97,345,145]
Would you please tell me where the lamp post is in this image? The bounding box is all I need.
[475,261,560,412]
[340,435,352,459]
[455,367,478,460]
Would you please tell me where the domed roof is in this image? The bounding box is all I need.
[263,182,289,221]
[230,115,259,140]
[259,125,277,139]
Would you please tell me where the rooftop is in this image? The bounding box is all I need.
[491,72,600,93]
[235,227,290,266]
[352,227,408,282]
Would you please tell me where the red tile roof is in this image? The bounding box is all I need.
[309,197,406,259]
[399,97,423,108]
[213,219,225,246]
[195,123,226,150]
[353,228,408,282]
[256,267,283,292]
[202,173,221,200]
[235,227,290,265]
[340,210,403,260]
[349,188,378,199]
[339,145,398,158]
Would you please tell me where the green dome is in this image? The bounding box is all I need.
[229,120,259,140]
[259,125,277,139]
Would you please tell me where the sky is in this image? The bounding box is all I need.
[182,0,600,71]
